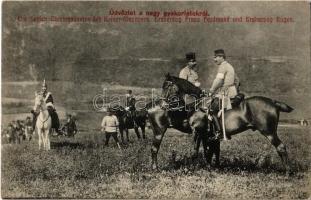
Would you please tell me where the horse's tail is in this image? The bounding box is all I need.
[273,100,294,113]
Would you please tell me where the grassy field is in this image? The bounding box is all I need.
[1,125,311,199]
[1,82,311,198]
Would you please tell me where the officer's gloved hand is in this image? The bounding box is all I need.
[207,92,213,97]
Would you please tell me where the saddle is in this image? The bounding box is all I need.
[230,93,245,108]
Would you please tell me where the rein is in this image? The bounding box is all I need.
[38,113,50,124]
[35,98,50,125]
[162,79,214,110]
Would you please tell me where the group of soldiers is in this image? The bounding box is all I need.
[100,49,241,146]
[21,49,239,146]
[3,117,33,144]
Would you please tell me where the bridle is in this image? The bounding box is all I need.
[162,80,179,100]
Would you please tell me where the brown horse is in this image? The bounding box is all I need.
[147,76,219,169]
[148,74,293,171]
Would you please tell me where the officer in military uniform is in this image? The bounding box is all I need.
[209,49,239,139]
[125,90,137,127]
[31,80,61,134]
[179,52,201,87]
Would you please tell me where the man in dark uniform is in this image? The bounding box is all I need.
[125,90,137,127]
[62,114,77,136]
[179,52,201,87]
[31,79,61,134]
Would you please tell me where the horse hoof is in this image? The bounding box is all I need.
[152,164,158,171]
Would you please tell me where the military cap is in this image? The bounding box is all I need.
[186,52,196,61]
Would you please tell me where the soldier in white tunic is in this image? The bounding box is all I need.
[209,49,240,139]
[101,107,120,147]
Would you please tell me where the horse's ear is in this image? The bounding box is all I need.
[165,73,171,79]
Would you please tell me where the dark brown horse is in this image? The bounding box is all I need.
[114,106,148,143]
[148,74,293,171]
[147,76,219,169]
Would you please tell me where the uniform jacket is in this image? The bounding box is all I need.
[179,66,200,86]
[211,61,238,98]
[101,115,119,133]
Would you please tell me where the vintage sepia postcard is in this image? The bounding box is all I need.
[1,1,310,199]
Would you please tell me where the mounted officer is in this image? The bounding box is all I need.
[179,52,201,88]
[125,90,137,127]
[209,49,242,139]
[31,80,61,134]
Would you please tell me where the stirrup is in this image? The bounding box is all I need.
[214,131,221,140]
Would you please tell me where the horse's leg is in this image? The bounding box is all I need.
[202,134,213,165]
[256,108,291,172]
[126,129,130,142]
[119,128,125,144]
[38,129,42,150]
[134,127,141,140]
[47,128,51,150]
[42,129,47,150]
[192,130,200,158]
[149,120,167,170]
[141,125,146,139]
[151,128,166,170]
[43,127,49,151]
[148,108,169,170]
[264,133,290,171]
[213,140,221,167]
[25,129,28,141]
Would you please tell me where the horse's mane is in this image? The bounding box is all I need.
[164,74,203,97]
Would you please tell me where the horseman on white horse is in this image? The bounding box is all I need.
[31,79,61,135]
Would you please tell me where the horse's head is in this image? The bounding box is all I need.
[162,73,180,100]
[108,104,125,117]
[162,73,203,100]
[33,92,45,112]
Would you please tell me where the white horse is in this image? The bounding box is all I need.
[33,93,52,150]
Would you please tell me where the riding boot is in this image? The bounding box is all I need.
[212,114,231,140]
[48,108,61,134]
[53,112,61,134]
[31,110,38,131]
[212,114,222,139]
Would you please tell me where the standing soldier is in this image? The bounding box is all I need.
[101,107,120,147]
[31,79,61,135]
[209,49,239,140]
[63,114,78,136]
[24,116,33,141]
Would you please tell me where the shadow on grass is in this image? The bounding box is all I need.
[163,152,307,175]
[50,141,89,149]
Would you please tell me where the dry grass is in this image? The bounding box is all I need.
[1,126,310,199]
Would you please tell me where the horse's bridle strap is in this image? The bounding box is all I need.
[39,115,50,124]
